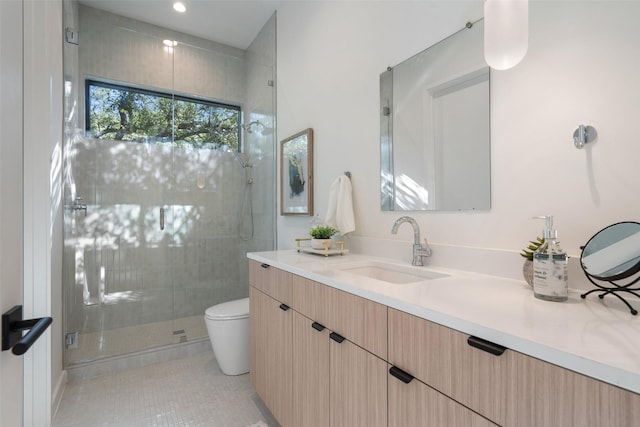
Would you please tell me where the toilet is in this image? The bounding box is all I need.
[204,297,250,375]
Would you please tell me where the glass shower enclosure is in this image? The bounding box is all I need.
[62,2,276,366]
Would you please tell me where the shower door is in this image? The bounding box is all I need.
[62,16,180,364]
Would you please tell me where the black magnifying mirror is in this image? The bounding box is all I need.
[580,221,640,315]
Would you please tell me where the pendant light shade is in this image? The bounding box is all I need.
[484,0,529,70]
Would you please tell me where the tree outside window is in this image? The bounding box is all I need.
[86,80,241,150]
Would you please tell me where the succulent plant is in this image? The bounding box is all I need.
[310,225,338,239]
[520,237,545,261]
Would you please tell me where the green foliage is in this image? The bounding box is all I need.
[87,83,239,150]
[520,237,545,261]
[309,225,337,239]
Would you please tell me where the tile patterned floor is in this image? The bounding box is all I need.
[53,351,279,427]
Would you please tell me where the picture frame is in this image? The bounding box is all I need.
[281,128,313,216]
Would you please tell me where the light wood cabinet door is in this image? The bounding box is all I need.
[249,286,293,427]
[388,308,509,425]
[249,260,292,305]
[330,334,387,427]
[506,350,640,427]
[388,365,498,427]
[292,312,330,427]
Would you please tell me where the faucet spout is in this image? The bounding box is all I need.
[391,216,432,266]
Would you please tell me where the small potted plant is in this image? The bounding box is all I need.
[520,237,544,286]
[309,225,338,249]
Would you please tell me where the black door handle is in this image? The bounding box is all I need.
[467,336,506,356]
[2,305,53,356]
[311,322,325,332]
[389,366,414,384]
[329,332,345,343]
[279,303,290,311]
[261,263,270,269]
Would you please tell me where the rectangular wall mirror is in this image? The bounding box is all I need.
[381,19,490,212]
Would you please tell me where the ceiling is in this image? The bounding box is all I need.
[78,0,284,49]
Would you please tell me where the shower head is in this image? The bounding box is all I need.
[241,120,273,135]
[242,120,261,134]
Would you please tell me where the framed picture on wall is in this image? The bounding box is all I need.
[281,128,313,216]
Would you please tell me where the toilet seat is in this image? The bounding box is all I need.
[205,297,249,320]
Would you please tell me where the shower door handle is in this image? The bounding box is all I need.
[160,207,165,230]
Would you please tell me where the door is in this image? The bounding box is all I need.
[329,335,387,427]
[1,1,25,424]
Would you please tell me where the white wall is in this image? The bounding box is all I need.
[276,1,640,259]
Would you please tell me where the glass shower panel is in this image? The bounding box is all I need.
[63,5,177,365]
[169,42,248,343]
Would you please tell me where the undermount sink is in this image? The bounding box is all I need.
[335,261,448,284]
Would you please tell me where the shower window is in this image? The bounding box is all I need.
[86,79,241,150]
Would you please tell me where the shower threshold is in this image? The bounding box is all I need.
[65,315,208,368]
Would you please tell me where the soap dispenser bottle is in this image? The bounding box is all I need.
[532,216,568,302]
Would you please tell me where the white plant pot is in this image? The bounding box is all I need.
[311,238,332,249]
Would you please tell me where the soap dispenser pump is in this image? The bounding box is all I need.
[532,216,568,302]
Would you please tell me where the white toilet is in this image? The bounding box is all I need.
[204,297,250,375]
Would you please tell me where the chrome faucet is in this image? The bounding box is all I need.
[391,216,432,266]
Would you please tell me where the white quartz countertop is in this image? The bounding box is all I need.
[247,250,640,394]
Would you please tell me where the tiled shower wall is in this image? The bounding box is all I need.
[63,3,275,357]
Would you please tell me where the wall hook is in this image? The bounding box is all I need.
[573,124,597,149]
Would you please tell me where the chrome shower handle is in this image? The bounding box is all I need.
[160,207,164,230]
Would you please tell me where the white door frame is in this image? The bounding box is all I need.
[22,0,63,425]
[1,0,26,425]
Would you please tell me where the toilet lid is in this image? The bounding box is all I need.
[205,297,250,320]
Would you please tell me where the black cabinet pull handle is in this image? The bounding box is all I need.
[279,303,290,311]
[467,336,506,356]
[389,366,414,384]
[312,322,325,332]
[329,332,345,343]
[261,263,270,269]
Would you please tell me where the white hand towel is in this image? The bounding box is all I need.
[324,175,355,236]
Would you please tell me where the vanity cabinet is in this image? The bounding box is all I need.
[249,259,640,427]
[248,261,293,427]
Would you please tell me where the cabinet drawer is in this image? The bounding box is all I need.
[331,287,387,359]
[388,365,498,427]
[388,308,509,425]
[292,275,332,327]
[292,276,387,359]
[507,350,640,427]
[249,260,292,305]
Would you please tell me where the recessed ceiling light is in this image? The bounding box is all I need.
[173,2,186,13]
[163,40,178,47]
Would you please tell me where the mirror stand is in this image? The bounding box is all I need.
[580,274,640,315]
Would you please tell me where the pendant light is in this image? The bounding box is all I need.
[484,0,529,70]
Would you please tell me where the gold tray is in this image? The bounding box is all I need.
[295,238,348,257]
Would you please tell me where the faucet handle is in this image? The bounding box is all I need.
[420,238,432,257]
